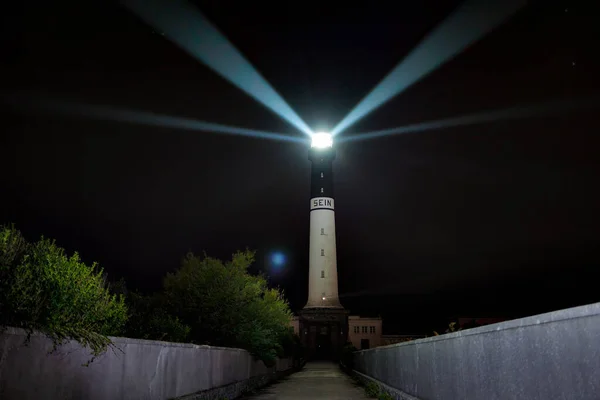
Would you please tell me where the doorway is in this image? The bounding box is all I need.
[314,326,332,359]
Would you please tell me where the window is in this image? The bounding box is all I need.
[321,270,325,278]
[370,326,376,334]
[320,228,325,235]
[362,326,367,333]
[353,326,359,333]
[321,249,325,256]
[320,172,324,178]
[320,187,324,193]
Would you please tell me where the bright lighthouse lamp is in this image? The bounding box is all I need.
[311,132,333,149]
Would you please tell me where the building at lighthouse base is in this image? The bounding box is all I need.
[291,313,403,360]
[294,308,349,361]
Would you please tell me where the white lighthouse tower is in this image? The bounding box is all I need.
[305,132,343,309]
[298,132,348,360]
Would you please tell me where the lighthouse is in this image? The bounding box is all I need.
[298,132,348,360]
[305,132,343,309]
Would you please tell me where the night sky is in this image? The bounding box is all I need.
[1,1,598,334]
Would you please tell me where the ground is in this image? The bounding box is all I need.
[244,362,370,399]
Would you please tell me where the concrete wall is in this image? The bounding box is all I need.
[352,302,600,400]
[380,335,425,346]
[0,327,293,400]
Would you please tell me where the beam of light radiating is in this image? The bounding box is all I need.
[121,0,312,136]
[2,92,306,144]
[331,0,527,136]
[337,98,600,144]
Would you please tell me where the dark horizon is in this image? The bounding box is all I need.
[1,1,598,335]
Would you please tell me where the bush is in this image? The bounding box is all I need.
[378,392,394,400]
[0,225,28,322]
[123,291,190,343]
[341,342,358,369]
[365,381,380,398]
[0,225,127,359]
[433,320,462,336]
[163,250,293,365]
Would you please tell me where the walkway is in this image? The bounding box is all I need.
[244,362,370,399]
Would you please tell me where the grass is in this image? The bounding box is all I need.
[361,378,394,399]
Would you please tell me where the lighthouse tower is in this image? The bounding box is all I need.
[299,132,348,360]
[305,133,343,309]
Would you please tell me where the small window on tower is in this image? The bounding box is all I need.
[370,326,376,334]
[321,270,325,278]
[321,249,325,256]
[321,172,324,178]
[320,187,324,194]
[320,228,325,235]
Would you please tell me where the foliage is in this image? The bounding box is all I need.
[0,225,127,359]
[341,342,358,369]
[365,381,380,398]
[1,227,294,366]
[123,290,190,343]
[433,321,461,336]
[362,380,393,399]
[0,224,29,323]
[278,327,305,368]
[105,278,190,343]
[162,250,293,365]
[378,391,394,400]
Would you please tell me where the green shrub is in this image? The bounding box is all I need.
[378,391,394,400]
[341,342,358,369]
[0,225,127,359]
[280,328,305,367]
[163,250,293,365]
[433,320,462,336]
[123,291,190,343]
[365,381,380,398]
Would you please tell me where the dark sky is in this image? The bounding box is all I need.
[1,1,599,333]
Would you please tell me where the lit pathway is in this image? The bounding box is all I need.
[243,361,370,400]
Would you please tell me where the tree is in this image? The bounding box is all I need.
[0,225,127,358]
[0,225,29,323]
[124,291,191,343]
[106,278,190,343]
[163,250,293,365]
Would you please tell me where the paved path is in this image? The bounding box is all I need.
[243,361,370,399]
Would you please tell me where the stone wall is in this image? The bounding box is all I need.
[351,302,600,400]
[0,327,294,400]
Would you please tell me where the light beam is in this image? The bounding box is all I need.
[3,91,306,144]
[331,0,527,136]
[121,0,312,136]
[338,98,600,144]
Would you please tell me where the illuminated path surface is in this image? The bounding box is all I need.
[243,362,370,400]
